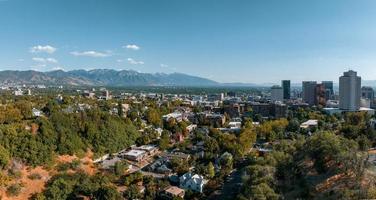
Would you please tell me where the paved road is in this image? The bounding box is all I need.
[140,170,166,178]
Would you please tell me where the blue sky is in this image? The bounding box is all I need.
[1,0,376,83]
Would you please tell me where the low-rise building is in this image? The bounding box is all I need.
[179,172,207,193]
[160,186,185,199]
[145,158,172,175]
[228,121,242,128]
[205,113,226,127]
[32,108,42,117]
[249,102,287,119]
[123,149,147,162]
[14,89,23,96]
[133,145,158,156]
[163,112,183,122]
[300,119,318,129]
[186,124,197,134]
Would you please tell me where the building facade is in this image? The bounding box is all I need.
[281,80,291,100]
[302,81,317,106]
[361,86,374,108]
[339,70,361,111]
[322,81,334,100]
[315,83,326,106]
[271,85,284,102]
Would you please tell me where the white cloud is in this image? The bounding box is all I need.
[32,57,58,63]
[52,66,65,71]
[123,44,140,50]
[30,45,57,54]
[70,51,110,57]
[160,64,168,68]
[116,59,124,63]
[127,58,144,65]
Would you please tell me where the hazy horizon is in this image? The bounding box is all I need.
[1,0,376,83]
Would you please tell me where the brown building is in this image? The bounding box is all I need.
[160,186,185,199]
[248,102,287,119]
[315,83,326,106]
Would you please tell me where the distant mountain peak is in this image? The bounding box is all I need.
[0,69,218,86]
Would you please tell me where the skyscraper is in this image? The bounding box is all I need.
[271,85,283,102]
[339,70,361,111]
[361,86,374,107]
[302,81,317,105]
[281,80,291,100]
[322,81,334,100]
[362,86,374,100]
[315,83,326,106]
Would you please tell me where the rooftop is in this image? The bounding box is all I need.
[124,149,146,157]
[165,186,185,195]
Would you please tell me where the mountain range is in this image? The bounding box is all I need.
[0,69,218,87]
[0,69,375,88]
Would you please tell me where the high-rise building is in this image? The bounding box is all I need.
[208,93,224,101]
[302,81,317,105]
[227,91,236,97]
[271,85,283,102]
[339,70,361,111]
[281,80,291,100]
[322,81,334,100]
[361,86,374,107]
[362,86,374,100]
[315,83,326,106]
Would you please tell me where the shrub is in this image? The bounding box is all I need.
[28,173,42,180]
[6,183,23,197]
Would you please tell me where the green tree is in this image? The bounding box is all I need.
[207,162,215,178]
[114,161,129,176]
[159,131,170,150]
[123,185,142,200]
[0,145,10,169]
[44,177,75,199]
[146,108,161,127]
[94,186,122,200]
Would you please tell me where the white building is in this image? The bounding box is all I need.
[133,145,158,156]
[271,85,283,102]
[339,70,361,111]
[360,98,371,108]
[228,121,242,128]
[179,172,207,193]
[32,108,42,117]
[300,119,318,129]
[123,149,147,162]
[14,89,23,96]
[163,112,183,122]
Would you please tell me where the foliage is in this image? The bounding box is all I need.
[114,160,129,176]
[41,172,121,200]
[6,183,23,197]
[0,145,10,169]
[159,131,170,150]
[27,173,42,180]
[257,119,288,141]
[123,172,143,186]
[207,162,215,178]
[123,184,142,200]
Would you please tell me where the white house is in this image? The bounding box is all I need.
[179,172,207,193]
[123,149,147,162]
[163,112,183,122]
[300,119,318,129]
[32,108,42,117]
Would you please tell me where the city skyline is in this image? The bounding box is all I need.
[1,0,376,83]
